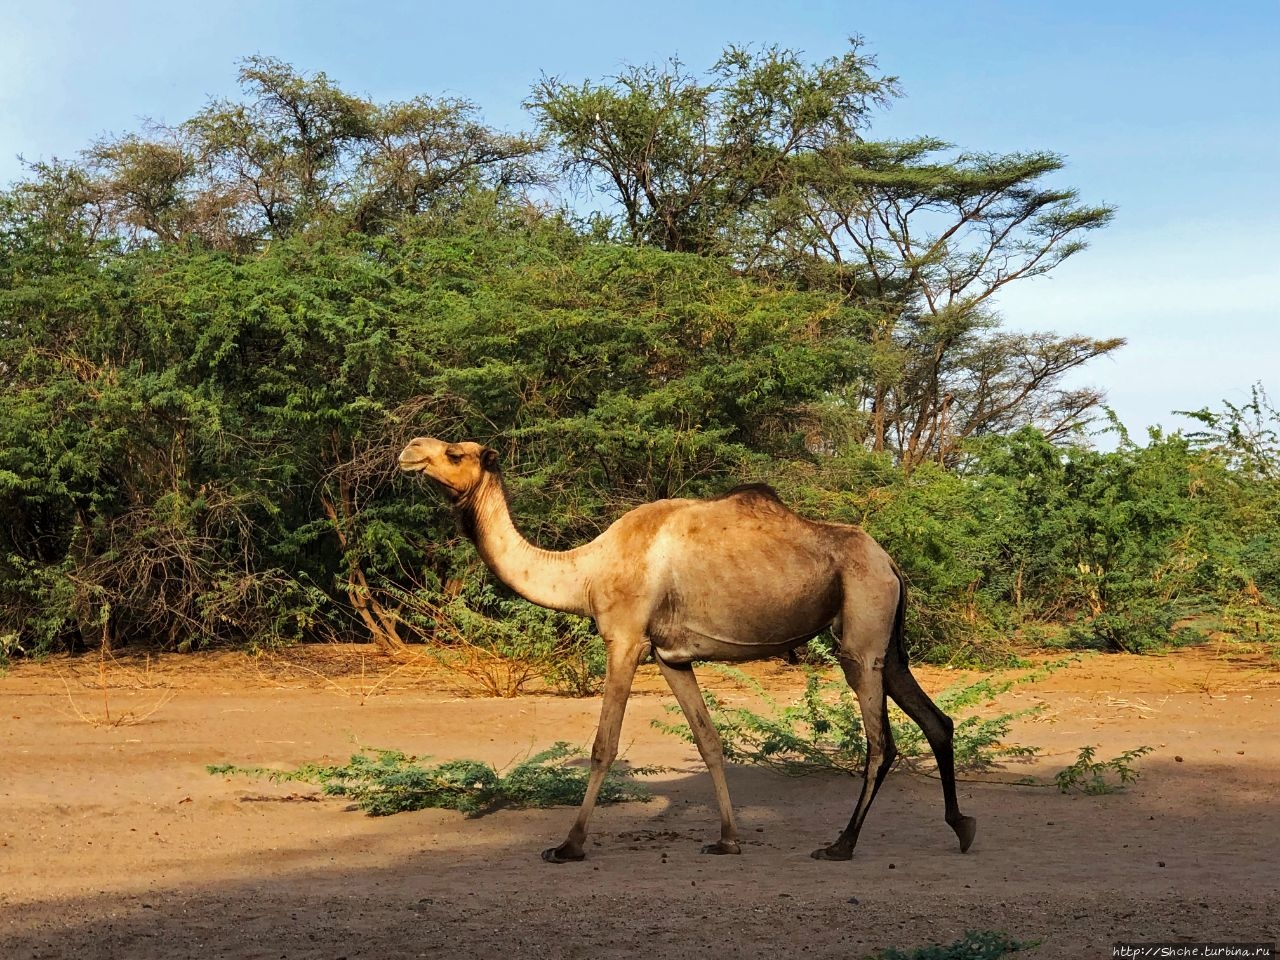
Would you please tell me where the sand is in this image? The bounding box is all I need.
[2,645,1277,959]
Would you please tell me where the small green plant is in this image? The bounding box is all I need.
[208,742,655,816]
[1054,745,1153,794]
[654,664,1046,777]
[1222,589,1280,650]
[868,930,1029,960]
[426,594,559,698]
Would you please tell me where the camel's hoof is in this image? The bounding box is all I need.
[541,846,585,864]
[952,816,977,853]
[700,840,741,856]
[810,845,853,861]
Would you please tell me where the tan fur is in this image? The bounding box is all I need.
[399,438,975,862]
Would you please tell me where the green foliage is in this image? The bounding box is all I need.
[0,197,857,655]
[528,40,895,257]
[816,423,1280,658]
[1221,595,1280,650]
[653,664,1043,777]
[1054,745,1153,795]
[868,930,1029,960]
[1,46,1275,668]
[207,742,653,816]
[540,631,609,697]
[531,44,1117,467]
[651,668,871,776]
[1180,383,1279,481]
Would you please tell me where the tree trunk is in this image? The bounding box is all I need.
[320,490,410,657]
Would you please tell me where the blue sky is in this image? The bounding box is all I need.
[3,0,1277,439]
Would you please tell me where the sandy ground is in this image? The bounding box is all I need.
[2,645,1278,960]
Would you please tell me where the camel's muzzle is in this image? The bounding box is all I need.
[397,455,428,473]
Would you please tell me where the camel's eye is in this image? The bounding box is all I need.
[445,450,463,465]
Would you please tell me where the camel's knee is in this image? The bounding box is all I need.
[588,728,620,767]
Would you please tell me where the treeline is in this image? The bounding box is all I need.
[1,47,1276,663]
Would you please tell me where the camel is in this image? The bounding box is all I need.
[398,437,976,862]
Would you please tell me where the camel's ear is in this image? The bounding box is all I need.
[480,447,500,472]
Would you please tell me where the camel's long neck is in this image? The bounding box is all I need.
[457,474,594,617]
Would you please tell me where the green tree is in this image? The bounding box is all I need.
[529,40,894,256]
[7,49,1270,667]
[531,42,1118,470]
[6,57,541,254]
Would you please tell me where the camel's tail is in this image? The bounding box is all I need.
[886,564,910,669]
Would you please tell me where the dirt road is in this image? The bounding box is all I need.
[2,647,1277,959]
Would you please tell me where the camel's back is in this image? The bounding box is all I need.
[608,484,879,567]
[661,485,874,566]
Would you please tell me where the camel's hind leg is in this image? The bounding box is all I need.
[543,637,646,863]
[884,657,977,852]
[811,650,897,860]
[655,657,741,855]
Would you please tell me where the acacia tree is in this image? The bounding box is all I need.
[779,139,1117,465]
[531,43,1118,468]
[350,96,543,232]
[17,48,1249,664]
[1181,383,1280,481]
[527,41,895,255]
[8,57,541,252]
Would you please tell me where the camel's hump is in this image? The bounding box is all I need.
[713,482,784,504]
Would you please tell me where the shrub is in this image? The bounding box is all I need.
[208,742,655,816]
[654,663,1044,777]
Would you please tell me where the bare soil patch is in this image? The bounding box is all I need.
[2,646,1278,959]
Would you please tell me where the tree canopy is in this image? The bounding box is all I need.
[1,46,1275,664]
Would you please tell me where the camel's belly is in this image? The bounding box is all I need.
[651,629,820,665]
[630,495,859,661]
[647,577,840,663]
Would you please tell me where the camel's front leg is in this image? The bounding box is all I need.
[655,657,741,855]
[542,639,646,863]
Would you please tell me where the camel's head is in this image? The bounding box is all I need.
[398,437,499,503]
